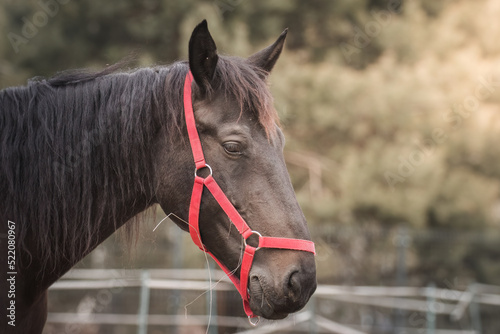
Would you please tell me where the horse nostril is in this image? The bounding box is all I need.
[287,270,302,298]
[249,273,263,297]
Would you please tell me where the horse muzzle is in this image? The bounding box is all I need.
[247,251,317,319]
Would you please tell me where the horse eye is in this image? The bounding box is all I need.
[223,142,242,155]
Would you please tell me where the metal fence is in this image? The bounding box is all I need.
[44,269,500,334]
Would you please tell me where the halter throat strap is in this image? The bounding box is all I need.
[182,71,316,320]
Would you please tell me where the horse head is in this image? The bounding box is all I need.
[154,20,317,320]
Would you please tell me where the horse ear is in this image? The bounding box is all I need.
[247,28,288,75]
[189,20,219,94]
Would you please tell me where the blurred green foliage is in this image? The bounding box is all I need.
[2,0,500,289]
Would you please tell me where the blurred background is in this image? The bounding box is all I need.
[2,0,500,333]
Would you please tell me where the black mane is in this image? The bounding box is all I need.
[0,56,277,273]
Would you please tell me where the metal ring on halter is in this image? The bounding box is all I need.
[243,230,262,251]
[194,164,213,178]
[248,316,261,326]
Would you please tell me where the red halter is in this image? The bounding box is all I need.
[183,71,316,321]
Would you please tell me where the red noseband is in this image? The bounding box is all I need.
[183,71,316,320]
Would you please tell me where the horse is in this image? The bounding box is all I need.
[0,20,317,333]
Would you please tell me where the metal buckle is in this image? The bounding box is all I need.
[194,164,213,178]
[248,316,261,326]
[243,230,262,251]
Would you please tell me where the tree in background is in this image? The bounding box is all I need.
[2,0,500,289]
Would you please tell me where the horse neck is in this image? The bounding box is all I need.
[6,71,169,285]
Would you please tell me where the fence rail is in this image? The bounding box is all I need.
[47,269,500,333]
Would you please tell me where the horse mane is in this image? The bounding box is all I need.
[0,56,278,274]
